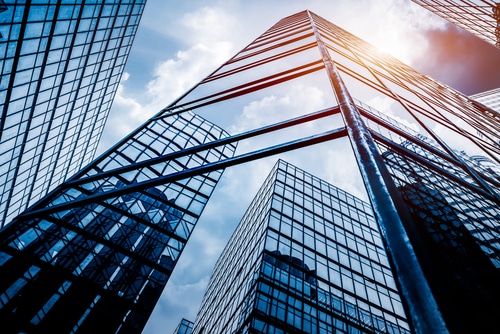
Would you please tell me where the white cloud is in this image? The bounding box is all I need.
[229,83,326,133]
[146,41,233,106]
[366,95,420,133]
[144,275,210,333]
[433,123,485,157]
[97,73,148,151]
[323,140,368,201]
[182,7,237,43]
[101,2,468,334]
[98,8,234,155]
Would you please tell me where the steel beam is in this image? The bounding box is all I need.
[18,127,347,219]
[307,10,449,334]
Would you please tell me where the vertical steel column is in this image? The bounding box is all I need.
[306,11,448,334]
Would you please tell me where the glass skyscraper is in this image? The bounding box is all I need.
[162,10,497,333]
[173,318,194,334]
[411,0,500,48]
[0,1,146,227]
[193,160,411,333]
[382,137,500,333]
[0,8,499,333]
[0,110,236,332]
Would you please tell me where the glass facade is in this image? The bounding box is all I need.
[162,10,498,332]
[0,110,236,333]
[381,138,500,333]
[173,318,194,334]
[411,0,500,48]
[0,1,146,227]
[0,8,498,332]
[471,87,500,112]
[193,160,411,333]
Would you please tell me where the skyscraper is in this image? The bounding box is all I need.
[0,110,236,332]
[471,87,500,112]
[382,137,500,333]
[157,10,496,332]
[1,9,499,333]
[193,160,411,333]
[173,318,194,334]
[0,1,146,227]
[411,0,500,48]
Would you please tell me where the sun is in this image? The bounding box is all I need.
[371,28,416,65]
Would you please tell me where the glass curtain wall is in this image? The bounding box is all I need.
[0,1,146,227]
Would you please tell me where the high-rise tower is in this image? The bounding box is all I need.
[0,9,498,333]
[411,0,500,48]
[160,10,497,332]
[0,1,146,227]
[193,160,411,333]
[172,318,194,334]
[0,111,236,333]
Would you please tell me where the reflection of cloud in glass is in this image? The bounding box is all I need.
[106,3,500,333]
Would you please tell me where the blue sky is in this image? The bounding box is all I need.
[95,1,500,333]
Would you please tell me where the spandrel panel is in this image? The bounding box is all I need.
[166,68,338,136]
[338,70,433,136]
[238,19,311,55]
[327,47,378,85]
[249,29,316,55]
[217,42,319,85]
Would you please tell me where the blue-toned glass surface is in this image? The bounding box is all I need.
[0,109,235,333]
[0,1,147,227]
[193,161,410,334]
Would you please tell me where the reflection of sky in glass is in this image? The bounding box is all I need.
[0,2,147,227]
[154,10,499,333]
[0,110,236,333]
[0,2,498,333]
[412,0,500,48]
[194,160,410,333]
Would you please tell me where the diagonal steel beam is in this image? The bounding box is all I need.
[306,10,449,334]
[18,127,347,220]
[65,106,341,187]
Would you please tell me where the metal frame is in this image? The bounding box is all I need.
[412,0,500,48]
[0,9,499,333]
